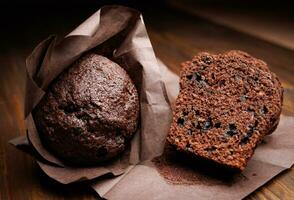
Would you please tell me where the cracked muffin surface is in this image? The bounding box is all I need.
[33,53,139,165]
[167,50,283,171]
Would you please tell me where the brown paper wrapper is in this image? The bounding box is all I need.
[90,61,294,199]
[9,5,171,184]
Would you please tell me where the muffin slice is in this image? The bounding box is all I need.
[167,51,283,171]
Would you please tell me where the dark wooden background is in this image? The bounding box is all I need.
[0,2,293,199]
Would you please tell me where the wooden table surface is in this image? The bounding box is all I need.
[0,4,293,200]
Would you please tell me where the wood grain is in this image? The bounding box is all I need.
[0,5,293,200]
[167,0,294,51]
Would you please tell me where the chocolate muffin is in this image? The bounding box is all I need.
[167,50,283,171]
[33,53,140,165]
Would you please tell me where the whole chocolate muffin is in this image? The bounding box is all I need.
[33,53,139,165]
[167,50,283,171]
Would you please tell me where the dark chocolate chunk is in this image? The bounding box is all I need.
[211,73,216,80]
[260,106,268,114]
[214,122,221,128]
[204,146,217,152]
[194,72,202,81]
[196,123,202,129]
[186,74,193,80]
[183,110,189,116]
[203,118,212,130]
[177,118,185,127]
[194,110,200,115]
[254,120,259,127]
[240,135,250,145]
[225,130,238,137]
[229,123,237,131]
[63,103,80,114]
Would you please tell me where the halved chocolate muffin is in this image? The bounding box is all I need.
[167,51,283,171]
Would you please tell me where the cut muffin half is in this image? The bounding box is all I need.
[167,51,283,171]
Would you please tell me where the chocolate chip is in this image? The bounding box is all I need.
[253,75,259,81]
[194,110,200,115]
[270,117,276,123]
[196,123,202,129]
[195,72,202,81]
[260,106,268,114]
[63,103,80,114]
[240,125,254,145]
[187,72,203,82]
[225,130,238,137]
[204,146,216,152]
[240,135,250,145]
[215,122,221,128]
[229,123,237,130]
[183,110,189,116]
[203,118,212,130]
[212,73,215,80]
[186,74,193,80]
[177,118,185,127]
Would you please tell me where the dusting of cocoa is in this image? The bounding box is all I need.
[152,144,246,185]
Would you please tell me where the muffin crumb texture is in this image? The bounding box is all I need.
[167,50,283,171]
[33,53,139,165]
